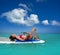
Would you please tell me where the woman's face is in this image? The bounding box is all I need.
[34,29,36,31]
[12,34,16,37]
[32,28,36,32]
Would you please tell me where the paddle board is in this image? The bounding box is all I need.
[0,40,45,44]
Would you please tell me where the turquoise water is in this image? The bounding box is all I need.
[0,33,60,55]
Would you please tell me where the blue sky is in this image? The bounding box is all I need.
[0,0,60,33]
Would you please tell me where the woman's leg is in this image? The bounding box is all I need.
[10,34,25,41]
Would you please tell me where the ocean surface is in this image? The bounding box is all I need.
[0,33,60,55]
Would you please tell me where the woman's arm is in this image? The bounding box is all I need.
[34,36,40,40]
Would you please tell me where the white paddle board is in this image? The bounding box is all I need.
[0,37,45,44]
[0,40,45,44]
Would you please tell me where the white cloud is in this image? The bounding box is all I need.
[2,8,27,24]
[1,8,39,26]
[42,20,49,25]
[51,20,60,26]
[19,3,31,11]
[25,14,39,26]
[42,20,60,26]
[28,14,39,24]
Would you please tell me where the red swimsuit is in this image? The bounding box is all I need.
[19,35,24,39]
[19,35,30,40]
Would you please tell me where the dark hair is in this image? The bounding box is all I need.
[9,35,16,41]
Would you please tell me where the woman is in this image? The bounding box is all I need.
[30,28,40,40]
[9,32,32,41]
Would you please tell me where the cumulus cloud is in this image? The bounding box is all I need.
[19,3,31,11]
[2,8,27,24]
[25,14,39,26]
[42,20,49,25]
[51,20,60,26]
[1,8,39,26]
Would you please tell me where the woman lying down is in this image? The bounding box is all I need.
[9,28,40,41]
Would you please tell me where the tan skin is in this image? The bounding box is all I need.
[11,33,32,41]
[27,33,32,40]
[10,28,39,41]
[31,28,40,40]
